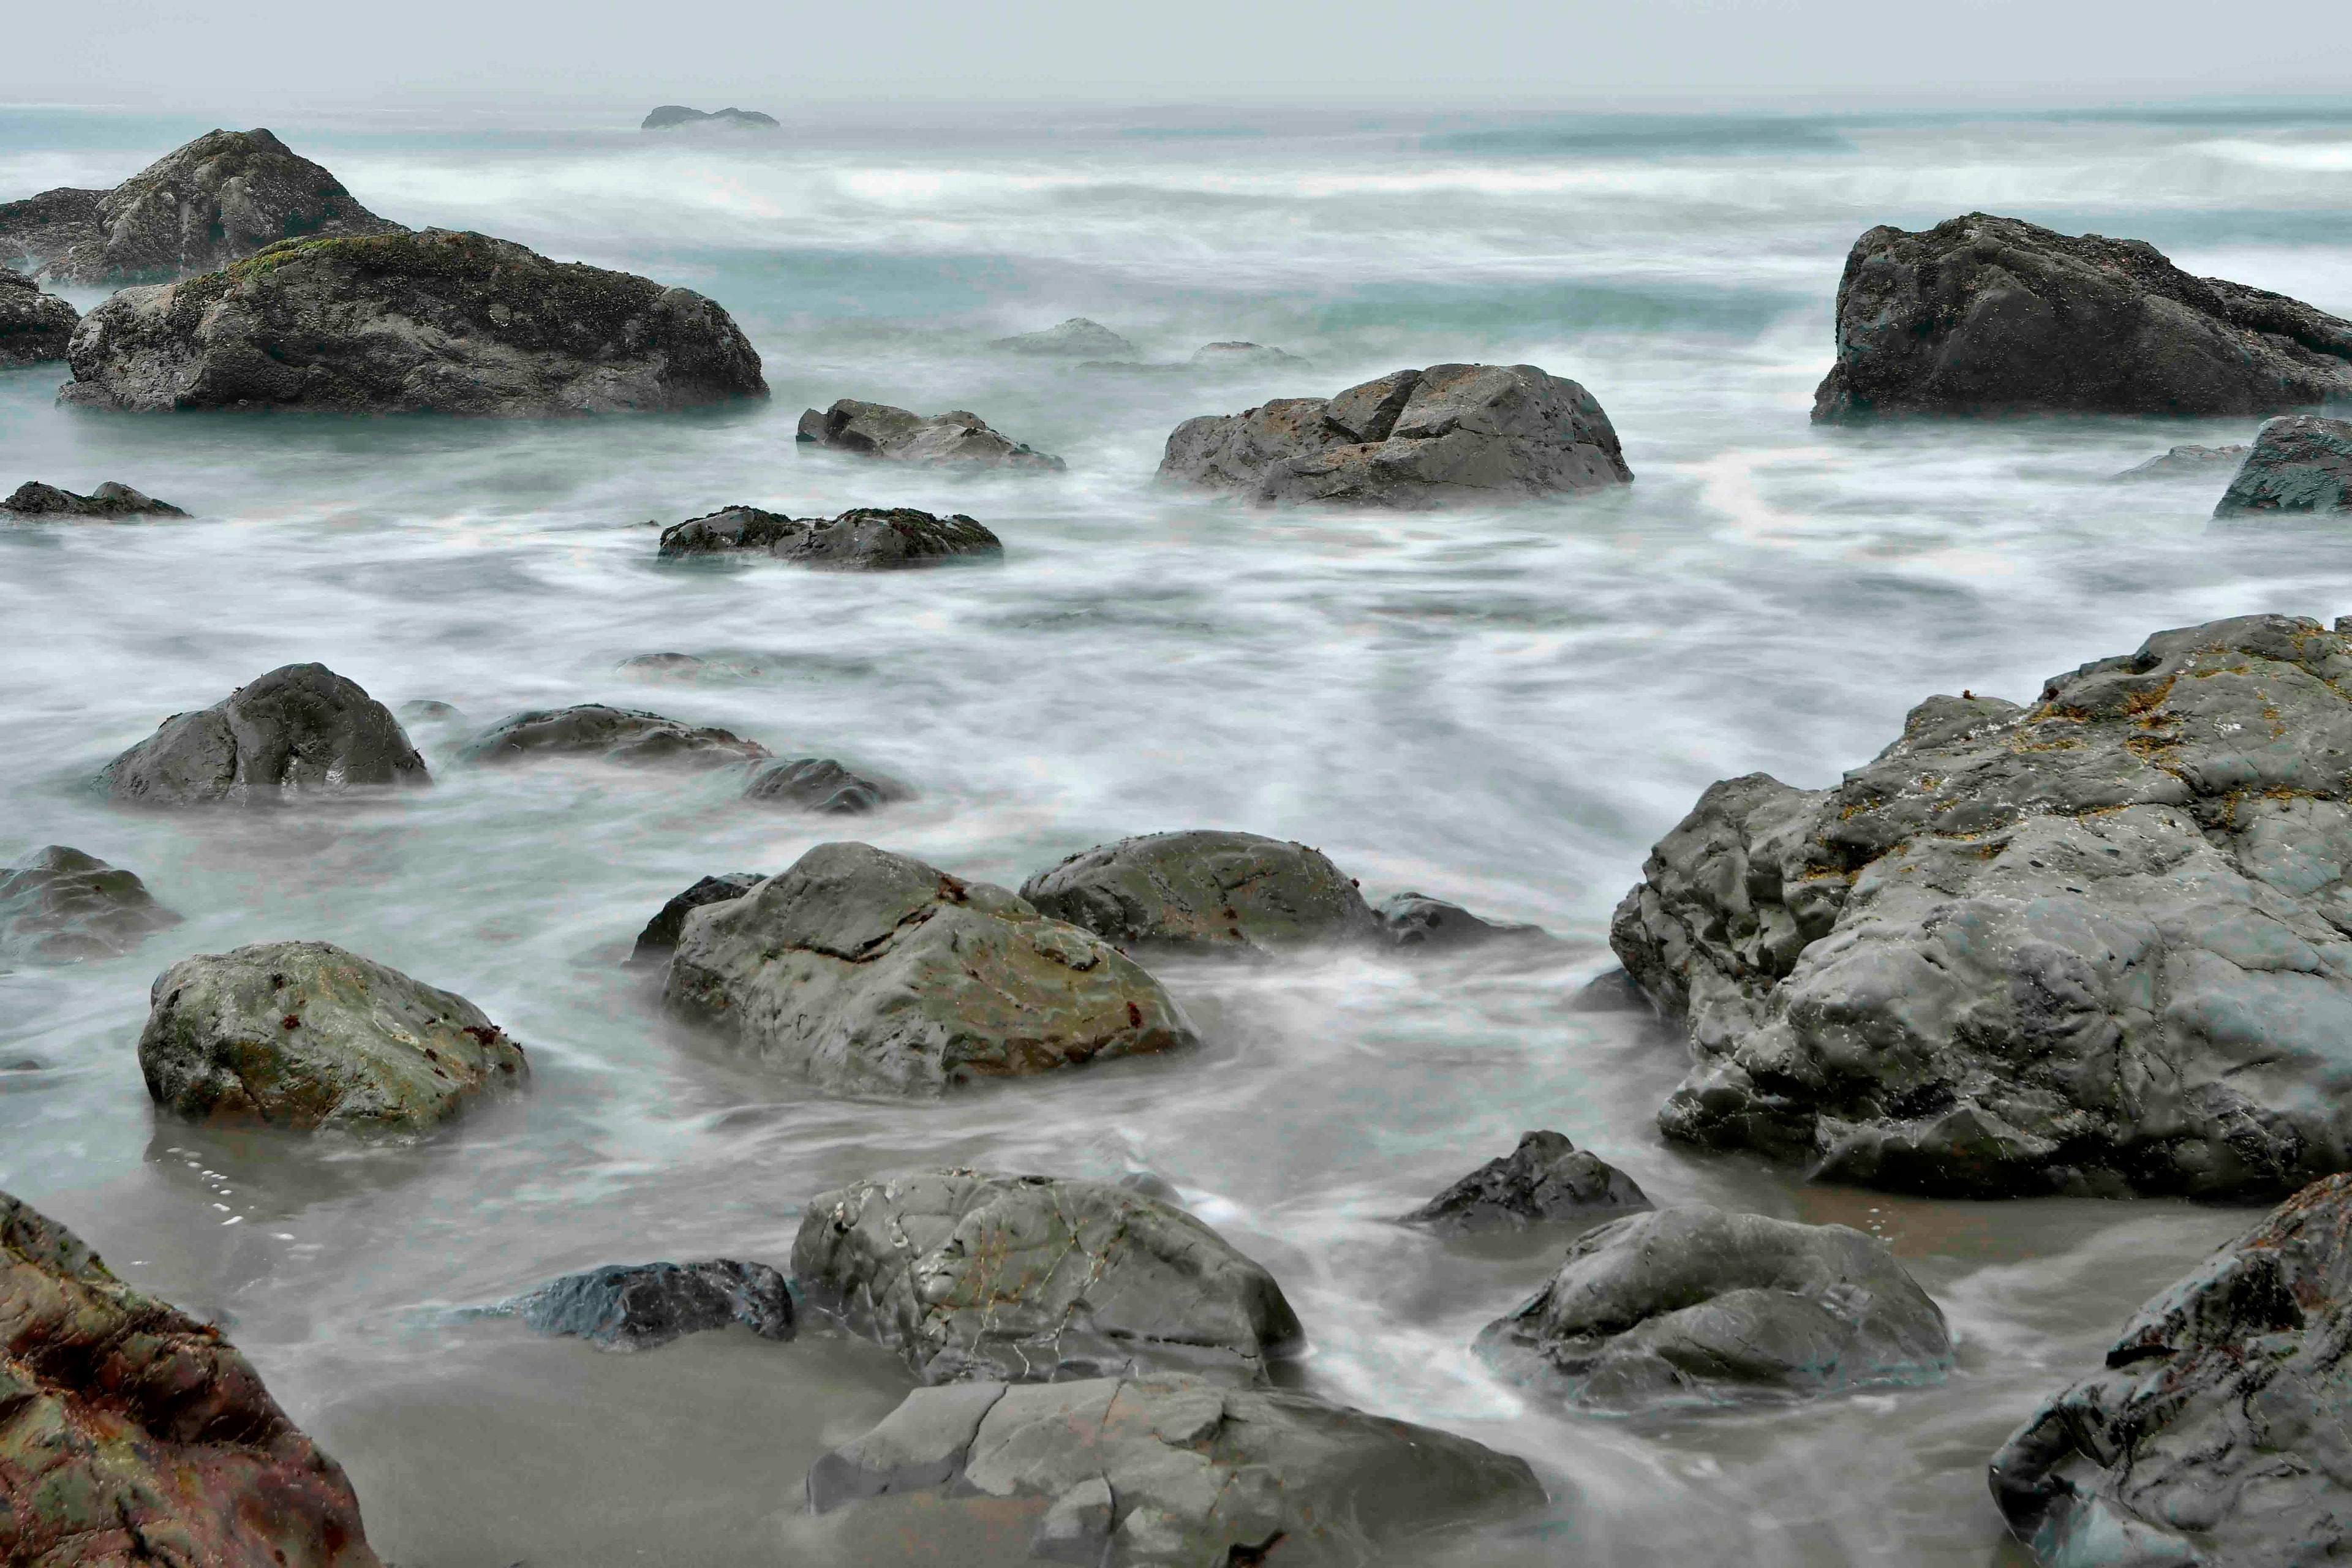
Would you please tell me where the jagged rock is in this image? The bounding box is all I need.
[627,871,764,966]
[0,1189,383,1566]
[1991,1172,2352,1566]
[640,105,779,130]
[807,1372,1543,1568]
[794,1169,1302,1385]
[1475,1205,1952,1412]
[139,940,527,1131]
[0,128,402,288]
[502,1259,793,1351]
[1159,363,1632,509]
[663,841,1197,1096]
[1812,214,2352,422]
[2111,442,2249,480]
[794,399,1064,471]
[1019,830,1382,957]
[2,478,186,518]
[2213,413,2352,518]
[742,756,903,813]
[1398,1131,1651,1235]
[991,317,1136,358]
[1191,340,1307,367]
[0,845,181,963]
[454,704,770,769]
[1616,613,2352,1199]
[98,662,428,807]
[58,228,767,415]
[657,503,1004,569]
[1374,891,1555,952]
[0,268,76,362]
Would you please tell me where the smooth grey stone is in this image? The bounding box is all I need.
[1375,890,1555,952]
[628,872,764,967]
[658,503,1003,569]
[3,480,185,518]
[455,704,769,769]
[1567,966,1651,1013]
[741,757,902,814]
[393,699,466,733]
[505,1259,793,1351]
[1399,1131,1650,1235]
[0,845,181,963]
[1019,829,1383,957]
[990,317,1136,358]
[640,105,778,130]
[2111,442,2248,480]
[97,662,428,807]
[0,269,77,363]
[2213,413,2352,518]
[794,399,1063,471]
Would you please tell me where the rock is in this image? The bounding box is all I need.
[2111,442,2250,481]
[1613,613,2352,1199]
[2,478,186,518]
[0,1189,383,1567]
[1159,362,1633,510]
[991,317,1136,358]
[794,399,1064,471]
[1567,966,1652,1014]
[503,1259,794,1351]
[627,871,764,966]
[58,228,767,416]
[393,698,466,728]
[1190,340,1307,367]
[1018,830,1383,957]
[1374,890,1555,952]
[0,268,76,361]
[657,503,1005,569]
[97,662,428,807]
[640,105,780,130]
[0,128,402,288]
[0,845,181,963]
[615,652,710,678]
[742,757,903,813]
[1991,1171,2352,1567]
[2213,413,2352,518]
[663,841,1197,1096]
[454,704,770,769]
[806,1372,1544,1568]
[793,1168,1302,1385]
[138,940,529,1131]
[1474,1205,1952,1412]
[1398,1131,1651,1235]
[1812,214,2352,422]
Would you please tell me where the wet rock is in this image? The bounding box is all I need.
[393,698,466,732]
[1399,1131,1651,1235]
[2212,413,2352,518]
[1812,214,2352,422]
[991,317,1136,358]
[58,228,767,415]
[138,939,529,1131]
[0,1189,383,1567]
[628,871,764,966]
[2111,442,2249,480]
[663,841,1197,1095]
[455,704,771,769]
[641,105,779,130]
[505,1259,793,1351]
[807,1372,1544,1567]
[1019,830,1382,957]
[794,399,1065,471]
[615,652,712,678]
[1159,362,1633,509]
[1991,1171,2352,1567]
[0,128,401,287]
[98,662,429,807]
[1475,1205,1952,1412]
[742,757,903,813]
[1567,966,1653,1014]
[657,503,1004,569]
[0,267,77,361]
[1191,340,1307,367]
[1375,890,1556,952]
[3,478,187,518]
[0,845,181,963]
[1613,614,2352,1199]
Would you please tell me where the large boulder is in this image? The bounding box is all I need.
[641,105,778,130]
[0,128,401,288]
[628,871,764,966]
[794,399,1064,471]
[502,1259,793,1351]
[98,662,428,807]
[991,317,1135,357]
[3,478,186,518]
[1,1191,383,1566]
[454,704,770,769]
[1398,1131,1651,1235]
[793,1169,1302,1387]
[1474,1205,1952,1412]
[1615,613,2352,1199]
[2213,413,2352,519]
[0,268,77,361]
[656,503,1003,568]
[1018,830,1382,957]
[1812,214,2352,422]
[139,940,529,1130]
[809,1373,1541,1567]
[0,845,181,963]
[58,228,767,416]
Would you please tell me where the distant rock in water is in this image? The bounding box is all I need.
[1192,340,1308,366]
[657,503,1004,570]
[58,228,768,416]
[2110,442,2248,481]
[990,316,1136,357]
[1020,830,1384,957]
[503,1259,793,1351]
[1399,1131,1651,1235]
[0,845,181,964]
[795,399,1064,470]
[0,127,402,288]
[4,479,185,518]
[641,105,780,130]
[0,268,77,361]
[1812,213,2352,421]
[2212,414,2352,518]
[456,705,770,769]
[628,871,764,966]
[99,662,428,807]
[742,756,905,813]
[1375,891,1557,952]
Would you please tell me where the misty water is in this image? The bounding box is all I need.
[6,100,2352,1565]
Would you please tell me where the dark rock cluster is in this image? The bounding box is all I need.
[796,398,1065,470]
[657,502,1004,568]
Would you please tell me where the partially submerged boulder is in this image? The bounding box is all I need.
[1018,830,1382,957]
[1191,340,1307,367]
[138,940,529,1130]
[628,871,763,966]
[97,662,428,807]
[1374,891,1555,952]
[742,756,903,813]
[2212,413,2352,518]
[794,399,1064,471]
[1812,214,2352,422]
[2111,442,2248,481]
[454,704,770,769]
[0,268,77,362]
[3,478,186,518]
[1398,1131,1650,1235]
[657,503,1003,568]
[991,317,1135,358]
[793,1168,1302,1385]
[0,845,181,963]
[503,1259,793,1351]
[1475,1206,1952,1412]
[641,105,779,130]
[663,841,1197,1095]
[1,1189,383,1567]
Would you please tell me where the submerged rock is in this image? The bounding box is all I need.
[0,268,77,361]
[139,939,529,1131]
[0,845,181,963]
[506,1259,793,1351]
[59,228,767,415]
[742,756,903,813]
[98,662,428,807]
[1375,891,1556,952]
[629,871,765,965]
[455,704,771,769]
[793,1168,1302,1385]
[991,317,1136,358]
[657,503,1004,569]
[1812,214,2352,422]
[1399,1131,1651,1235]
[1568,967,1653,1014]
[2,478,186,518]
[1019,829,1382,957]
[2212,413,2352,518]
[1475,1205,1952,1412]
[641,105,780,130]
[1191,340,1308,367]
[0,1189,383,1567]
[2111,442,2249,481]
[794,399,1065,471]
[663,841,1197,1095]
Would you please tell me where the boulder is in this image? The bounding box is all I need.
[1018,830,1382,957]
[1398,1131,1651,1235]
[991,317,1136,358]
[1812,214,2352,422]
[0,128,401,288]
[393,698,466,729]
[58,228,767,415]
[628,871,764,966]
[657,503,1004,569]
[3,478,186,518]
[1374,891,1556,952]
[640,105,779,130]
[742,756,904,813]
[0,845,181,963]
[1991,1172,2352,1567]
[1615,613,2352,1199]
[794,399,1064,471]
[1159,363,1632,509]
[793,1169,1302,1385]
[0,1189,383,1567]
[97,662,428,807]
[0,268,77,361]
[807,1373,1543,1568]
[454,704,770,769]
[2213,413,2352,518]
[138,940,529,1131]
[1474,1205,1952,1412]
[1568,967,1653,1014]
[503,1259,793,1351]
[1191,340,1307,367]
[663,841,1197,1096]
[2111,442,2249,481]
